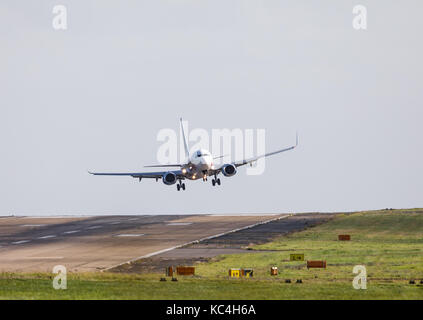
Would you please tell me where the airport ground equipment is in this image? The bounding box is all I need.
[241,268,254,278]
[228,268,253,278]
[166,266,195,276]
[270,267,278,276]
[290,253,304,261]
[166,266,174,277]
[229,268,241,278]
[176,266,195,276]
[338,234,351,241]
[307,260,326,269]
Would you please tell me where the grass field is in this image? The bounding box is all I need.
[0,209,422,299]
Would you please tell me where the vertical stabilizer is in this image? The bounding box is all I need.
[180,118,190,159]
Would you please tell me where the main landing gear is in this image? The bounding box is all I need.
[176,180,186,191]
[211,175,221,187]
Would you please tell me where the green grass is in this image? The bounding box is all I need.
[0,209,422,299]
[0,276,421,300]
[196,209,423,282]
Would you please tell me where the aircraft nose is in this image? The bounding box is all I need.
[200,156,212,167]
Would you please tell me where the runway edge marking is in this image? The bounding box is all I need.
[102,214,292,272]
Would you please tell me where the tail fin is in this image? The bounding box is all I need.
[180,118,190,158]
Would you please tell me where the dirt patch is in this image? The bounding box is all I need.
[111,257,210,274]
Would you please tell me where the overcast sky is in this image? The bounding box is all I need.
[1,1,422,215]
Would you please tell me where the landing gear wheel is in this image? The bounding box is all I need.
[182,183,185,190]
[212,179,216,186]
[177,184,180,191]
[217,178,221,185]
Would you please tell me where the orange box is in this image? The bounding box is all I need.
[166,266,173,277]
[176,266,195,276]
[307,260,326,269]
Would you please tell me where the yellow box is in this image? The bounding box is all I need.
[229,268,241,278]
[290,253,304,261]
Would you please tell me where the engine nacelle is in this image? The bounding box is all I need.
[162,172,177,185]
[221,164,237,177]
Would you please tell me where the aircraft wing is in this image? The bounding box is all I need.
[233,145,296,168]
[88,170,184,179]
[143,164,182,168]
[213,133,298,171]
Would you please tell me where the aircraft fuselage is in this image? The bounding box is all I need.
[181,149,214,180]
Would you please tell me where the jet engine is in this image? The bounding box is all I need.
[162,172,177,185]
[221,164,237,177]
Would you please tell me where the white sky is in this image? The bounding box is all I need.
[1,1,422,215]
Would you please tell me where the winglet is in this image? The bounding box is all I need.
[180,118,190,158]
[295,131,299,147]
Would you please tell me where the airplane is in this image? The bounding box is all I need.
[89,118,298,191]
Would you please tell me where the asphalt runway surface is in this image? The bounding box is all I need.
[0,214,285,272]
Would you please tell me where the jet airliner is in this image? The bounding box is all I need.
[89,119,298,191]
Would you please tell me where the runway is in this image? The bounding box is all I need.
[0,214,285,272]
[110,212,335,273]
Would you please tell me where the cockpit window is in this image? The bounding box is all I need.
[196,151,210,157]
